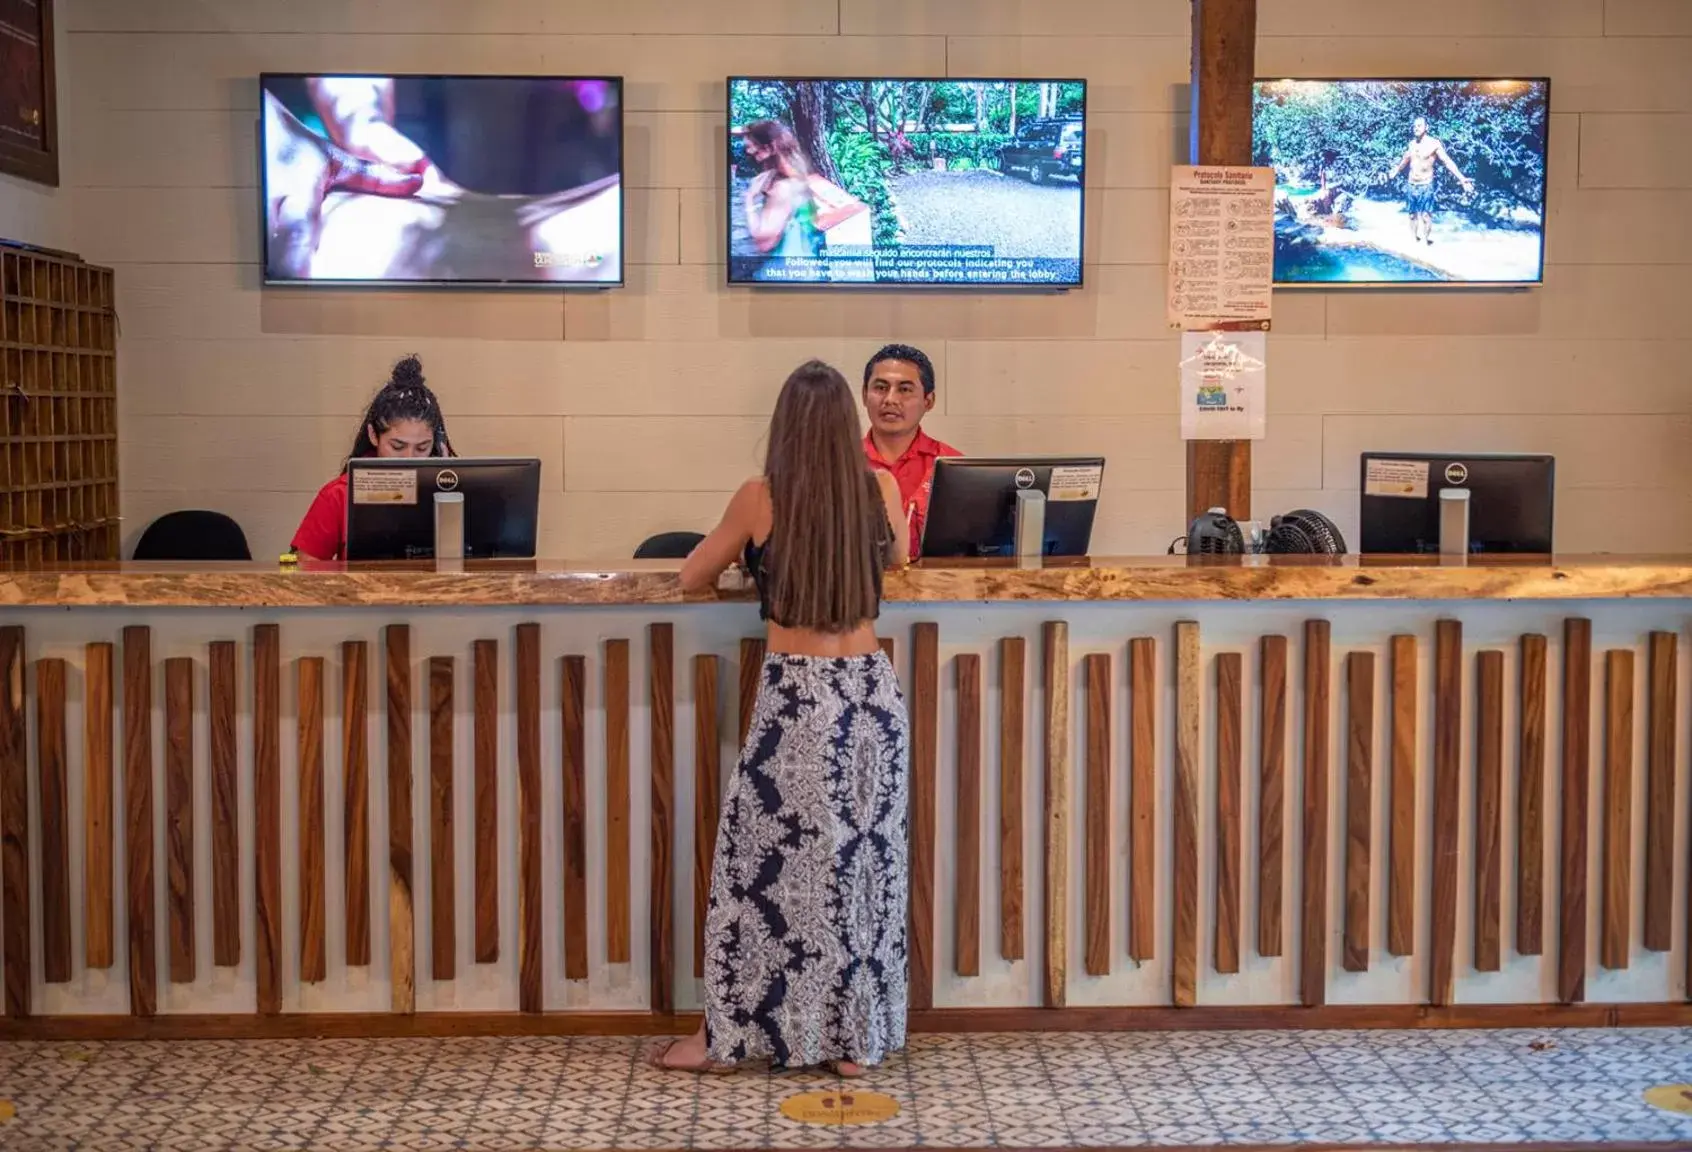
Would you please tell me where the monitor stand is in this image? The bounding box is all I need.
[1014,489,1047,569]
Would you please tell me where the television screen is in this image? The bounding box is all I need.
[260,74,623,286]
[727,78,1086,287]
[1252,78,1550,286]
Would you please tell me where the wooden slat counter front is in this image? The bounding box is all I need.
[2,555,1689,1034]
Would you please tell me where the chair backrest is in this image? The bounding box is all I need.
[633,531,704,560]
[132,510,253,562]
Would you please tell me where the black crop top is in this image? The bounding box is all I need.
[744,474,893,626]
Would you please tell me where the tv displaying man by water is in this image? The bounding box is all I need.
[1252,79,1550,285]
[727,78,1086,287]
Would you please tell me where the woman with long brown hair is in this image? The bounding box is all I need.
[651,359,910,1076]
[741,119,824,258]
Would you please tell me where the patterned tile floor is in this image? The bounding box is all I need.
[1,1028,1691,1150]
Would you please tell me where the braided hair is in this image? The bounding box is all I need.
[344,355,455,469]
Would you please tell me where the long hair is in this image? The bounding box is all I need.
[764,360,888,633]
[743,119,813,180]
[344,355,456,469]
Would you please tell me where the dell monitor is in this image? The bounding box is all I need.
[921,457,1105,559]
[1360,452,1554,555]
[345,457,542,561]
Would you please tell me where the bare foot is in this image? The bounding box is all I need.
[832,1060,865,1079]
[643,1035,732,1075]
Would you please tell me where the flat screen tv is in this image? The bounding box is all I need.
[260,74,624,287]
[726,78,1086,287]
[1252,78,1550,287]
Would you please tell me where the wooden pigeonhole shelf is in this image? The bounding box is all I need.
[1,242,119,565]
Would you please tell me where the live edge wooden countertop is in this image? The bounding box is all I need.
[3,555,1692,609]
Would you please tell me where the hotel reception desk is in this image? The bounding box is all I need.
[1,556,1689,1036]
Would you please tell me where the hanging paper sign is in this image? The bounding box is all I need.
[1180,330,1267,441]
[1166,165,1275,331]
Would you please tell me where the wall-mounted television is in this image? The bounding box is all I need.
[260,74,624,287]
[726,77,1087,287]
[1252,78,1550,287]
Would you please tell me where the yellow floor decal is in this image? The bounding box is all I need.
[0,1101,14,1123]
[1644,1084,1692,1115]
[779,1088,901,1126]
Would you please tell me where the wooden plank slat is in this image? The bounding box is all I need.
[879,636,896,666]
[561,655,589,981]
[298,657,326,985]
[1429,619,1461,1007]
[956,653,982,979]
[1129,636,1157,962]
[999,637,1026,963]
[1343,652,1374,974]
[649,623,675,1016]
[737,638,764,749]
[37,658,70,984]
[516,625,542,1013]
[0,628,26,1017]
[125,625,157,1018]
[1042,621,1070,1009]
[1388,635,1417,959]
[386,625,415,1015]
[692,655,720,981]
[1083,652,1111,979]
[1475,650,1505,974]
[210,641,239,968]
[1644,632,1677,953]
[84,642,114,970]
[1518,633,1548,957]
[604,639,630,966]
[165,656,195,985]
[1560,618,1592,1004]
[1258,634,1287,959]
[253,624,280,1016]
[1173,623,1201,1005]
[342,641,369,969]
[429,656,456,982]
[473,640,499,965]
[910,622,939,1012]
[1300,620,1331,1008]
[1215,651,1243,976]
[1601,649,1634,972]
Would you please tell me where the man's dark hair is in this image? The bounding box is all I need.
[863,343,936,395]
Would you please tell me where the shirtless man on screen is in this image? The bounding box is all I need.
[1388,116,1474,245]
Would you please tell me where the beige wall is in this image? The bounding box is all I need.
[39,0,1692,558]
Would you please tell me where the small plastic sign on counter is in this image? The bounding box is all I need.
[1179,330,1267,441]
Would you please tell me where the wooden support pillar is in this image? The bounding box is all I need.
[1186,0,1258,522]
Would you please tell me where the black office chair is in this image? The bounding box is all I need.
[634,531,704,560]
[132,510,253,561]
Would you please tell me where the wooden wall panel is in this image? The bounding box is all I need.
[561,655,589,982]
[910,622,939,1013]
[1300,620,1331,1008]
[1042,621,1070,1010]
[956,653,982,979]
[1644,632,1677,953]
[428,656,456,982]
[1475,650,1504,974]
[253,624,280,1017]
[84,641,114,970]
[604,639,630,966]
[1560,618,1592,1004]
[341,641,369,969]
[473,640,499,966]
[386,625,415,1015]
[1083,653,1111,979]
[297,657,326,985]
[1258,634,1287,960]
[165,656,195,985]
[1388,635,1416,959]
[1173,623,1201,1006]
[210,641,239,969]
[1601,649,1634,972]
[1429,620,1462,1007]
[999,636,1026,963]
[737,638,764,749]
[1343,652,1374,974]
[125,625,157,1018]
[0,628,25,1017]
[692,655,719,982]
[1129,636,1157,963]
[649,623,675,1016]
[36,658,71,984]
[1214,651,1243,977]
[1518,633,1548,957]
[516,625,542,1013]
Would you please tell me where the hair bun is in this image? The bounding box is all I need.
[389,355,425,389]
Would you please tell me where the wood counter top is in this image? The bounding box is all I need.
[4,555,1692,608]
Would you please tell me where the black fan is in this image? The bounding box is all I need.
[1265,509,1347,555]
[1184,508,1246,555]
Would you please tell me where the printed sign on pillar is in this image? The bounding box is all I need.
[1179,330,1267,441]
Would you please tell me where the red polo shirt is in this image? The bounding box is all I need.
[292,474,350,560]
[864,428,962,559]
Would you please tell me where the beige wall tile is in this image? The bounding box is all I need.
[942,339,1182,415]
[61,109,255,190]
[1545,189,1692,265]
[625,113,720,191]
[1086,113,1186,188]
[1578,114,1692,188]
[1257,0,1603,37]
[553,491,737,558]
[0,172,73,252]
[1603,0,1692,36]
[566,416,766,492]
[843,0,1188,37]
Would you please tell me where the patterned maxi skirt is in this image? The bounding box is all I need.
[703,651,910,1068]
